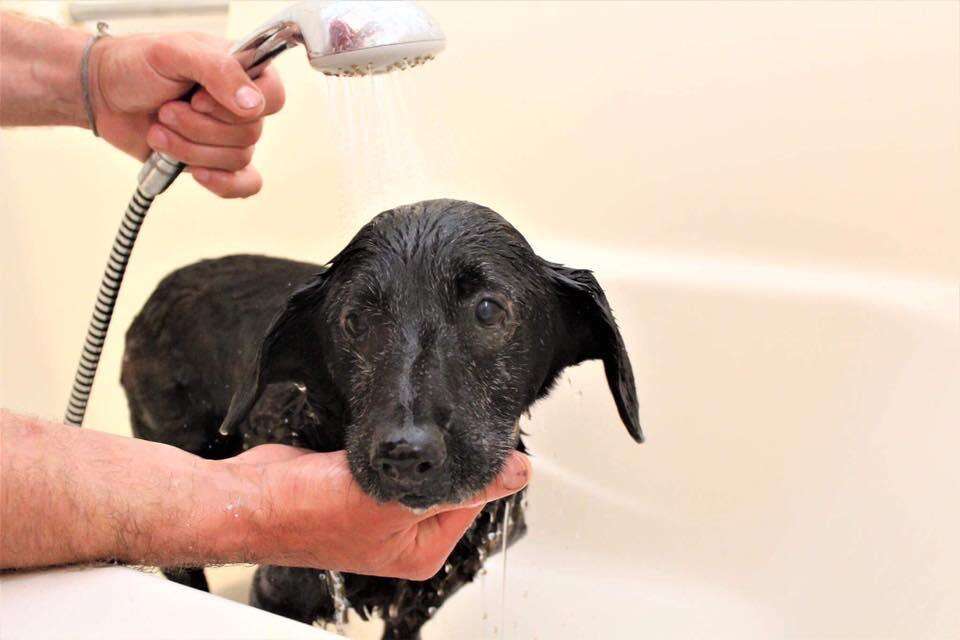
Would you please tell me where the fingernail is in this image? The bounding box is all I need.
[192,168,210,182]
[148,127,168,150]
[235,86,262,110]
[501,454,529,490]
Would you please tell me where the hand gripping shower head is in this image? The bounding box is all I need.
[64,0,444,427]
[138,0,445,197]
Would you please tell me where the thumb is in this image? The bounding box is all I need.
[147,36,264,117]
[469,451,531,506]
[425,452,530,518]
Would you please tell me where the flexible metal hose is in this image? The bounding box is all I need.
[61,27,295,427]
[60,0,441,426]
[64,188,155,426]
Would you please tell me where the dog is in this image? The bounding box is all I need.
[121,199,641,638]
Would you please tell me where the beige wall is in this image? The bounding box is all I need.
[2,3,959,633]
[2,0,958,435]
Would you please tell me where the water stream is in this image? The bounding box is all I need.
[321,72,431,230]
[323,570,350,634]
[500,495,512,640]
[316,70,512,639]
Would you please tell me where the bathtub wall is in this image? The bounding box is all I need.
[1,0,955,429]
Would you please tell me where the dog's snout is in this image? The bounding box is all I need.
[372,424,446,487]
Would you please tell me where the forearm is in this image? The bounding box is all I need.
[0,12,90,128]
[0,410,263,570]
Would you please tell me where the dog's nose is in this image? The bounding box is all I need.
[372,424,446,487]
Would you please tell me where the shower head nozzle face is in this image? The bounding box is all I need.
[272,0,445,77]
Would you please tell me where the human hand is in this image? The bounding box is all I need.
[90,32,285,198]
[224,445,531,580]
[1,411,527,578]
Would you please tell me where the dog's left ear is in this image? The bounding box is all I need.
[547,262,643,442]
[219,270,330,437]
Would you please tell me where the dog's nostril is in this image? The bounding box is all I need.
[373,425,447,486]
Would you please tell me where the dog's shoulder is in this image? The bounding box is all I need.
[126,255,324,349]
[158,254,322,291]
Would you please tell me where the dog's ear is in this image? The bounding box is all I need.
[547,262,643,442]
[219,270,330,437]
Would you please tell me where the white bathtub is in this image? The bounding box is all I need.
[200,246,959,639]
[1,2,955,637]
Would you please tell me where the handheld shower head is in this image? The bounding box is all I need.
[241,0,446,77]
[63,1,445,428]
[138,0,445,196]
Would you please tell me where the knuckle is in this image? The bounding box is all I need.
[170,107,200,137]
[402,554,443,582]
[215,56,240,79]
[238,146,255,167]
[270,84,286,114]
[384,549,420,580]
[223,152,249,172]
[240,122,262,146]
[162,133,188,159]
[244,174,263,198]
[206,182,230,198]
[203,174,238,199]
[395,562,425,581]
[145,39,173,67]
[412,562,441,582]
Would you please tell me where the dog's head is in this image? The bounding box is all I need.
[222,200,641,509]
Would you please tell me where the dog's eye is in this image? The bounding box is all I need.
[343,312,368,338]
[475,298,505,326]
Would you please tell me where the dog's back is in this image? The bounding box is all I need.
[121,254,321,457]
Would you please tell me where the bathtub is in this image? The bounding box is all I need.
[198,245,958,639]
[1,1,955,636]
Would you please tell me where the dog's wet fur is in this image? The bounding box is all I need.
[122,199,640,638]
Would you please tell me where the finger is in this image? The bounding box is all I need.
[191,67,285,124]
[158,101,262,148]
[147,123,253,171]
[145,35,264,118]
[454,451,530,510]
[413,452,531,522]
[191,165,263,199]
[393,506,482,580]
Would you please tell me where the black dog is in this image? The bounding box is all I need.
[121,199,641,638]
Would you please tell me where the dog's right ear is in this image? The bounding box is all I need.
[219,270,330,437]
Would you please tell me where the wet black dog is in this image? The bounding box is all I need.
[121,199,641,638]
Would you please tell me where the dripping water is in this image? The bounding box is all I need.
[500,495,512,640]
[324,569,349,634]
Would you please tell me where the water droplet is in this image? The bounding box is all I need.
[325,570,349,634]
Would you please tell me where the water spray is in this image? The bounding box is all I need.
[64,0,445,427]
